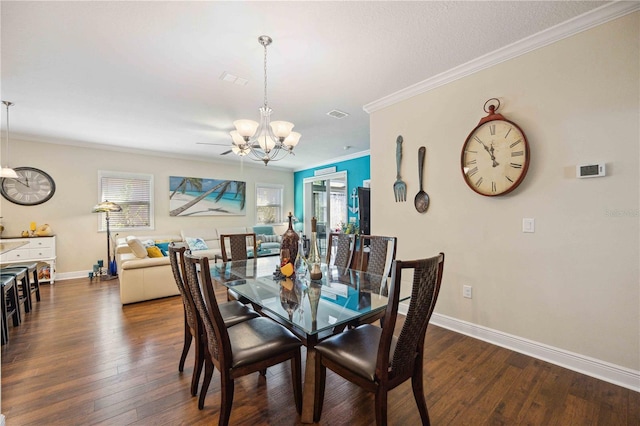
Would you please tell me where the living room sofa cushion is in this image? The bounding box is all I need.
[126,236,148,259]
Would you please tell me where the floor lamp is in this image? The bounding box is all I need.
[92,200,122,280]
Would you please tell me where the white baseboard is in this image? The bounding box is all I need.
[1,413,5,426]
[55,270,109,281]
[426,312,640,392]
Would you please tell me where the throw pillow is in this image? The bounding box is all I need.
[263,234,281,243]
[126,237,148,259]
[186,237,209,251]
[146,246,164,258]
[155,241,171,255]
[141,239,155,248]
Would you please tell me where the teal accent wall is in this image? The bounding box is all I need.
[293,155,370,229]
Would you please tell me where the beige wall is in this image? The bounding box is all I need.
[0,141,293,274]
[370,13,639,370]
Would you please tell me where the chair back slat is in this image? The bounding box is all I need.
[183,251,232,368]
[168,243,197,330]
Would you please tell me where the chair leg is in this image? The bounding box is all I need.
[179,317,191,372]
[198,359,214,410]
[291,350,302,415]
[1,285,8,344]
[32,269,41,302]
[9,284,21,326]
[191,332,205,397]
[313,355,327,422]
[411,362,431,425]
[374,387,388,426]
[22,275,32,313]
[219,372,234,426]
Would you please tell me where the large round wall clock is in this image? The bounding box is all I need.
[0,167,56,206]
[461,98,530,196]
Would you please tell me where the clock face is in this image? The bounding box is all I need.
[0,167,56,206]
[461,119,529,196]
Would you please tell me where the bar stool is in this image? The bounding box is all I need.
[3,262,41,303]
[0,268,31,314]
[1,275,21,344]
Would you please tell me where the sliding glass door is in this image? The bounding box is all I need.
[302,171,347,256]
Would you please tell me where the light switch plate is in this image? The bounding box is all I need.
[523,218,535,233]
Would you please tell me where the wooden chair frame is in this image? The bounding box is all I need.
[219,233,257,262]
[183,251,303,424]
[326,232,356,269]
[314,253,445,425]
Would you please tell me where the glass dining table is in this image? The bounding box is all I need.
[211,256,408,423]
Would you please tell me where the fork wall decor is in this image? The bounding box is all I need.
[393,135,407,202]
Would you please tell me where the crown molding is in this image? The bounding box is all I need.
[293,150,370,173]
[363,1,640,114]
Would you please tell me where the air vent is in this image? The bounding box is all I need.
[220,72,249,86]
[327,109,349,119]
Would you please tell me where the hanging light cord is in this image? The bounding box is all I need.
[263,39,268,109]
[2,101,13,168]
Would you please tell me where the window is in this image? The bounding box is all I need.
[98,171,154,231]
[256,184,283,224]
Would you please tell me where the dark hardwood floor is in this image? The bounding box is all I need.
[2,277,638,425]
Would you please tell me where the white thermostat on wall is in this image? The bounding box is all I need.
[576,163,606,178]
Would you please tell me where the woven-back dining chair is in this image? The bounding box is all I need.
[313,253,445,425]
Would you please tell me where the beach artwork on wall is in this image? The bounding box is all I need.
[169,176,246,217]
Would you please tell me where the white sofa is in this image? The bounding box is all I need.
[115,226,278,305]
[115,234,183,304]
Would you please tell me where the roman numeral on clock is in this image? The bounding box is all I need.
[511,151,524,157]
[467,167,479,177]
[489,124,496,135]
[510,163,523,169]
[475,177,483,187]
[510,139,522,148]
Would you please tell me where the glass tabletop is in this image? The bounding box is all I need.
[212,257,401,336]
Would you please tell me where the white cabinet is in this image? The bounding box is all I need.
[0,236,56,283]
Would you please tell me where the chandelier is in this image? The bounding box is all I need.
[230,35,301,166]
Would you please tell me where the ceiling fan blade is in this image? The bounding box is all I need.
[196,142,230,147]
[220,150,232,155]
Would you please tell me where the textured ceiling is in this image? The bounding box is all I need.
[0,1,610,170]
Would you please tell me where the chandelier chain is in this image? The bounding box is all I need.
[263,40,268,109]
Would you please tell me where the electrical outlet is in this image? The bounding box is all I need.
[463,285,472,299]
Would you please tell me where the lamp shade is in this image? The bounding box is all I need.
[233,119,259,138]
[283,131,301,148]
[270,121,294,138]
[0,167,19,178]
[92,200,122,213]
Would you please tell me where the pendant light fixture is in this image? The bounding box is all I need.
[1,101,18,179]
[230,35,301,166]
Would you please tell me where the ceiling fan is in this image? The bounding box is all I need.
[196,141,233,155]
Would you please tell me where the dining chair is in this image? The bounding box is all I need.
[356,235,397,278]
[313,253,445,425]
[168,243,259,397]
[326,232,356,269]
[220,233,257,303]
[219,233,257,262]
[349,234,398,327]
[183,251,303,424]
